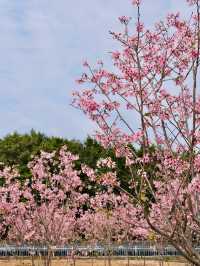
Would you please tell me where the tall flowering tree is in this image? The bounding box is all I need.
[0,147,88,266]
[73,0,200,264]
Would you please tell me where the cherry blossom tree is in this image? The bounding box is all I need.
[80,160,148,266]
[0,147,88,266]
[73,0,200,264]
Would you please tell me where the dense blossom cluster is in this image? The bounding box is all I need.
[0,147,88,245]
[0,147,144,251]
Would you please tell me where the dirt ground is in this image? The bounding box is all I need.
[0,258,191,266]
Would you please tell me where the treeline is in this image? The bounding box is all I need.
[0,130,159,199]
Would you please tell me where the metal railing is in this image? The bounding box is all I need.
[0,243,199,257]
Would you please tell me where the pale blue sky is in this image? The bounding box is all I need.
[0,0,190,140]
